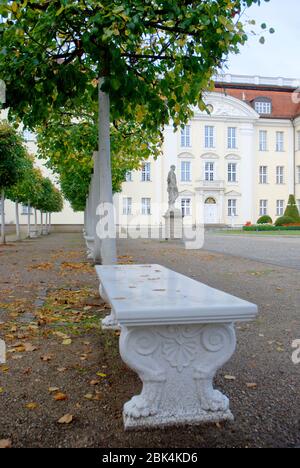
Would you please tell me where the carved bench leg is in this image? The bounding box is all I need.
[99,284,120,331]
[119,323,236,430]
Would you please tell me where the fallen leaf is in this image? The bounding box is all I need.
[84,393,94,400]
[62,339,72,346]
[224,375,236,381]
[57,367,67,373]
[54,392,68,401]
[26,402,38,410]
[23,343,37,352]
[96,372,107,378]
[0,439,12,448]
[58,414,73,424]
[246,383,257,389]
[48,387,60,393]
[0,387,4,394]
[90,380,99,386]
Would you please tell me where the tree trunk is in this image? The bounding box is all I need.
[40,211,43,235]
[27,201,31,238]
[15,201,21,241]
[96,78,117,265]
[34,209,38,234]
[48,213,51,233]
[1,190,6,244]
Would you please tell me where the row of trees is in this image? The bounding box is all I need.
[0,121,63,244]
[0,0,271,262]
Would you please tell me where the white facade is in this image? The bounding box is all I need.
[115,83,300,227]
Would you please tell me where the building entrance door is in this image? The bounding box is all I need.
[204,197,218,224]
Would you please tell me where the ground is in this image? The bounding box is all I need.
[0,232,299,448]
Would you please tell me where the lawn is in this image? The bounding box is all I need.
[215,230,300,236]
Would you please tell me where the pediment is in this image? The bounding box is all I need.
[180,190,194,196]
[194,92,259,120]
[225,154,241,161]
[200,152,219,160]
[177,151,195,159]
[225,190,242,197]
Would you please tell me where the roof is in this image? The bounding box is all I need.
[214,82,300,120]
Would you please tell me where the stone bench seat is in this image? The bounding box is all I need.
[96,264,258,430]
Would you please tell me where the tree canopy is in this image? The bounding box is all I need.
[0,0,271,219]
[0,120,27,191]
[0,0,271,131]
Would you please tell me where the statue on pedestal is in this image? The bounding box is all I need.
[167,165,179,210]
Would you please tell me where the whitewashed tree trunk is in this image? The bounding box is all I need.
[1,190,5,244]
[15,201,20,241]
[34,209,38,234]
[40,211,43,235]
[48,213,51,233]
[97,78,117,265]
[27,201,31,237]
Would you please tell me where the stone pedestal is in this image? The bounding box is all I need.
[120,323,236,430]
[164,208,183,240]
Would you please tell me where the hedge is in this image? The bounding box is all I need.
[243,225,300,232]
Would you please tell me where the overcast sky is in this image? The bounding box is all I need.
[223,0,300,78]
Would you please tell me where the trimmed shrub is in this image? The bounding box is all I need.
[275,216,295,227]
[257,215,272,224]
[284,195,300,221]
[243,224,276,231]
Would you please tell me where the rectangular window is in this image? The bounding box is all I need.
[205,126,215,148]
[21,205,33,215]
[122,198,132,215]
[204,162,215,181]
[276,166,284,184]
[255,101,272,114]
[228,199,237,217]
[181,125,191,147]
[228,163,237,183]
[259,200,268,216]
[141,198,151,215]
[227,127,237,149]
[259,166,268,184]
[181,161,191,182]
[259,130,267,151]
[276,200,284,217]
[125,171,132,182]
[141,162,151,182]
[276,132,284,152]
[181,198,191,217]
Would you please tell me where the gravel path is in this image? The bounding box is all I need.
[0,233,299,448]
[204,233,300,270]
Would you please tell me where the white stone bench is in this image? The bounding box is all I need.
[95,264,258,430]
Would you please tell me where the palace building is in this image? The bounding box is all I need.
[114,74,300,228]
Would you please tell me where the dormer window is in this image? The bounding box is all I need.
[253,97,272,115]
